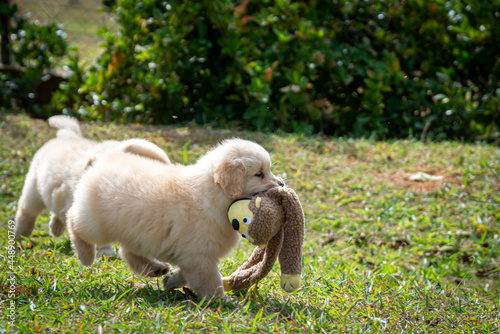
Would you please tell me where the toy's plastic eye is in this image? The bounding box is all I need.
[241,233,250,240]
[242,217,252,225]
[231,219,239,231]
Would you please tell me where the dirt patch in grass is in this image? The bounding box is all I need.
[389,170,464,192]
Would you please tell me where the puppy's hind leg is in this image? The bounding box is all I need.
[15,173,46,238]
[15,209,40,239]
[119,247,170,277]
[67,215,95,266]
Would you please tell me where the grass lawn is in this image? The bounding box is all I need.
[15,0,117,63]
[0,114,499,333]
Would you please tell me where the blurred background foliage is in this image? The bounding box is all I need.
[0,1,68,115]
[2,0,500,141]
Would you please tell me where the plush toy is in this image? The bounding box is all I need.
[222,186,305,293]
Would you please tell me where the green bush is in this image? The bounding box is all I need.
[0,3,69,116]
[54,0,500,141]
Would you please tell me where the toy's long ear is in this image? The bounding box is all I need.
[214,161,245,199]
[121,139,171,164]
[223,230,284,292]
[278,187,305,292]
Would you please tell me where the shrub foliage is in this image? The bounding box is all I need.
[50,0,500,140]
[0,3,68,116]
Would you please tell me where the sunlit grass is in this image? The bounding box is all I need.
[15,0,117,63]
[1,114,499,333]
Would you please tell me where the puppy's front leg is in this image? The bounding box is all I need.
[49,214,65,237]
[180,261,227,300]
[69,230,96,266]
[119,247,170,277]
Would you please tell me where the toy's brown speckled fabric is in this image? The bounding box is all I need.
[225,186,305,292]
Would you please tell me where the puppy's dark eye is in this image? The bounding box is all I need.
[255,171,263,178]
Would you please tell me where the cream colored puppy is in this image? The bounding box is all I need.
[15,115,169,258]
[67,138,283,299]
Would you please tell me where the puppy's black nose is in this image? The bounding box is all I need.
[232,219,240,231]
[278,181,285,187]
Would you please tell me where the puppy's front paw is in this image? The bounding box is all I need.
[96,245,118,258]
[49,215,65,237]
[146,263,171,277]
[163,269,187,289]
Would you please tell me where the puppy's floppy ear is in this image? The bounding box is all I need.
[121,139,170,164]
[84,156,95,170]
[214,160,245,199]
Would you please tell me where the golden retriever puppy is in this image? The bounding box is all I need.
[15,115,169,258]
[67,138,283,299]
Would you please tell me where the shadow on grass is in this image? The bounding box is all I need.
[73,277,318,317]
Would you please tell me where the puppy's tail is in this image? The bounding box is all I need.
[48,115,82,138]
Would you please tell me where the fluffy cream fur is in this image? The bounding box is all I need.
[67,138,283,299]
[15,116,169,258]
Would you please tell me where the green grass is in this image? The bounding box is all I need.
[1,114,499,333]
[16,0,117,63]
